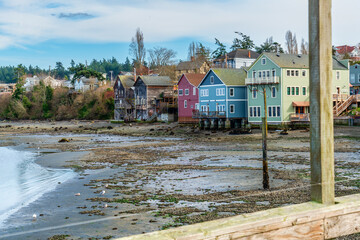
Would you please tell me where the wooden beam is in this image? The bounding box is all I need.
[309,0,335,204]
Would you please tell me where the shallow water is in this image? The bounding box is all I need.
[0,147,76,228]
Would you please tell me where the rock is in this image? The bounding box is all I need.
[107,126,113,130]
[150,128,154,131]
[58,138,70,143]
[75,193,81,196]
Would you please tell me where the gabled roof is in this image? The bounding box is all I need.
[211,68,247,86]
[214,49,260,61]
[176,60,207,71]
[336,45,355,55]
[118,75,135,88]
[260,52,348,70]
[180,73,205,87]
[137,75,173,86]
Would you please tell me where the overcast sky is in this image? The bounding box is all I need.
[0,0,357,68]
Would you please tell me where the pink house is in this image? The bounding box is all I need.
[177,73,205,123]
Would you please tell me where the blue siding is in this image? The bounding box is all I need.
[198,70,247,119]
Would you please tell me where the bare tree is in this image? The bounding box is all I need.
[187,42,211,62]
[285,30,298,54]
[129,28,146,69]
[148,47,176,68]
[301,38,309,55]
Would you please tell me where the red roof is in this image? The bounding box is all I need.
[183,73,205,87]
[336,45,355,55]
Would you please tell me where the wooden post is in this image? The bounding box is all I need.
[262,88,269,189]
[309,0,335,204]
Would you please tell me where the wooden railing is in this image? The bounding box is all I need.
[333,95,356,117]
[245,76,279,85]
[290,113,310,122]
[192,110,226,119]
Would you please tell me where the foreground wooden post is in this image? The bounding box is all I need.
[309,0,335,204]
[262,88,269,189]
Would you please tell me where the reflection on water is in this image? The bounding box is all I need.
[0,147,76,227]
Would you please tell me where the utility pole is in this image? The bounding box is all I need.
[262,87,269,189]
[309,0,334,204]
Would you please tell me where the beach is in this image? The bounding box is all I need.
[0,121,360,239]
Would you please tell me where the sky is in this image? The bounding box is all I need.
[0,0,357,69]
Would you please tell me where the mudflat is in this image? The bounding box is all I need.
[0,120,360,240]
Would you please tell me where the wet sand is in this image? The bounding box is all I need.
[0,121,360,239]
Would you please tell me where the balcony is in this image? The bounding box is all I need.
[192,110,226,119]
[290,113,310,122]
[245,76,279,85]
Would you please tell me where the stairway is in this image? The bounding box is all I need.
[333,95,355,117]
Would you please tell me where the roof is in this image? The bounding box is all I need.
[211,68,247,86]
[181,73,205,87]
[137,75,173,86]
[176,60,207,71]
[292,101,310,107]
[119,75,135,88]
[214,49,260,61]
[261,52,348,70]
[336,45,355,55]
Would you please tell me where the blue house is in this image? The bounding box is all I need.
[195,68,248,128]
[350,63,360,95]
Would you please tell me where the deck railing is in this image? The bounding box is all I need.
[192,110,226,119]
[290,113,310,122]
[245,76,279,85]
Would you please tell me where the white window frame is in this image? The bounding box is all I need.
[336,71,340,80]
[252,88,257,99]
[230,104,235,114]
[193,87,196,95]
[268,105,281,117]
[350,74,355,83]
[358,74,360,83]
[229,88,234,97]
[302,70,306,77]
[179,89,183,96]
[185,89,189,95]
[271,86,276,98]
[287,70,290,76]
[184,100,187,108]
[195,103,199,110]
[261,58,266,65]
[302,86,307,96]
[210,76,214,84]
[296,87,300,95]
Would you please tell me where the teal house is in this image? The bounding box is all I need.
[245,52,350,124]
[194,68,248,128]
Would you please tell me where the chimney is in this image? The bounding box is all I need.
[225,53,228,68]
[248,50,251,58]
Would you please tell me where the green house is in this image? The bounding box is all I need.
[246,52,349,124]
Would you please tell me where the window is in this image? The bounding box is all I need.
[179,89,183,96]
[296,87,299,95]
[185,89,189,95]
[217,105,225,112]
[336,71,340,80]
[295,70,299,76]
[261,58,266,65]
[200,89,209,97]
[268,106,272,117]
[258,72,262,78]
[195,103,199,110]
[216,88,225,96]
[252,88,257,99]
[291,70,295,76]
[302,87,307,95]
[193,87,196,95]
[350,74,355,83]
[201,105,207,112]
[253,71,256,78]
[250,107,253,117]
[210,76,214,84]
[277,106,280,117]
[268,105,281,117]
[287,87,291,95]
[287,70,290,76]
[184,100,187,108]
[250,107,261,117]
[271,87,276,98]
[230,104,235,113]
[358,74,360,83]
[229,88,234,97]
[302,70,306,76]
[266,71,270,78]
[291,87,295,95]
[272,70,276,77]
[257,107,260,117]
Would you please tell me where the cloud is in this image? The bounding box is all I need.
[0,0,357,51]
[57,12,95,20]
